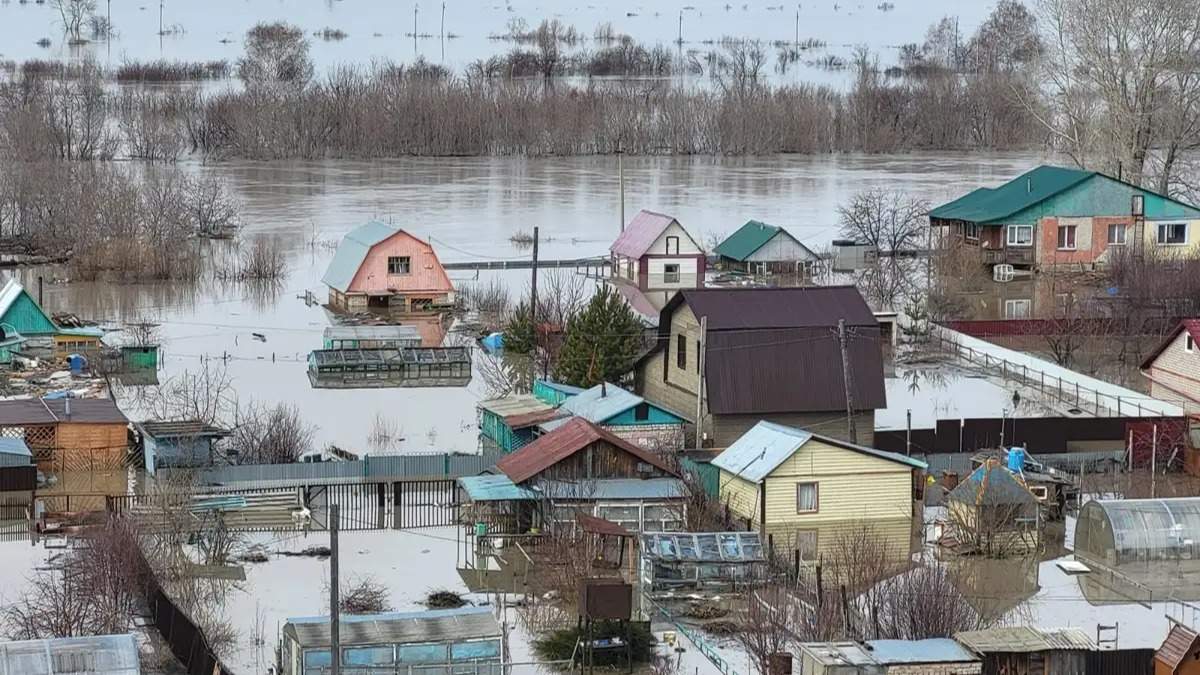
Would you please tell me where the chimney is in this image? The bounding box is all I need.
[64,397,71,419]
[600,382,607,397]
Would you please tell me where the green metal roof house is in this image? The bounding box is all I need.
[714,220,819,275]
[930,165,1200,270]
[0,278,57,338]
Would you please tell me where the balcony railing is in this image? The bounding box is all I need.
[982,247,1035,266]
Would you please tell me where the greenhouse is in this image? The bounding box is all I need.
[1075,498,1200,568]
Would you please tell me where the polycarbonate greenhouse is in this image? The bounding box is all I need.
[1075,498,1200,567]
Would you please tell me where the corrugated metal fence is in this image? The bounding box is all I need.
[158,452,504,488]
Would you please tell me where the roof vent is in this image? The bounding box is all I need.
[1027,177,1032,193]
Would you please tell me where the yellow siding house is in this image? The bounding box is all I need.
[713,421,926,561]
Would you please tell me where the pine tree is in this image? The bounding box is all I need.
[553,285,645,387]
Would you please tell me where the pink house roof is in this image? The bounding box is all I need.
[1141,319,1200,370]
[323,221,454,295]
[610,209,679,258]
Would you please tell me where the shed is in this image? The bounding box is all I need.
[53,326,104,358]
[714,220,819,276]
[0,278,57,338]
[0,329,27,365]
[945,463,1040,555]
[712,420,926,560]
[0,438,31,467]
[956,626,1093,675]
[138,420,231,474]
[280,607,502,675]
[0,633,140,675]
[532,379,585,406]
[476,394,561,453]
[323,325,422,350]
[798,638,981,674]
[0,398,129,475]
[538,382,686,452]
[1156,624,1200,675]
[322,222,455,313]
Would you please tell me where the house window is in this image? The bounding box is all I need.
[1006,224,1033,247]
[1004,299,1032,319]
[963,222,979,241]
[663,263,680,284]
[1029,486,1048,500]
[626,259,634,280]
[1107,223,1128,246]
[1158,223,1188,245]
[796,482,819,513]
[665,235,680,255]
[634,402,650,421]
[676,334,686,370]
[1057,224,1077,250]
[1187,335,1195,353]
[387,256,411,274]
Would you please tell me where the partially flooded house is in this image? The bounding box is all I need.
[322,221,455,314]
[930,165,1200,272]
[712,421,926,561]
[713,219,820,278]
[609,209,705,323]
[635,286,887,447]
[944,463,1040,556]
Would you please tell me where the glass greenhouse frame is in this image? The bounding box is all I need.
[1076,498,1200,568]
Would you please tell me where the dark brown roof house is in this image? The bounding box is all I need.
[634,286,887,448]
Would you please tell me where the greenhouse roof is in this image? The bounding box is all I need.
[1076,497,1200,566]
[640,532,765,563]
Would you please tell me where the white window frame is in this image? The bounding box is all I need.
[1187,334,1195,353]
[663,263,680,284]
[963,222,979,241]
[1056,224,1077,250]
[1107,223,1127,246]
[1157,222,1188,246]
[1006,224,1033,247]
[387,256,411,275]
[795,482,819,514]
[1004,299,1032,319]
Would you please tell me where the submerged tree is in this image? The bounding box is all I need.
[553,285,645,388]
[237,22,314,92]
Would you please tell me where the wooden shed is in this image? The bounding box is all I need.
[0,398,129,473]
[956,626,1094,675]
[1155,624,1200,675]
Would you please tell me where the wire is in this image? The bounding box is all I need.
[428,237,531,262]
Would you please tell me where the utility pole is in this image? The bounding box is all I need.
[440,2,446,39]
[617,142,625,232]
[330,504,340,675]
[905,409,911,456]
[1152,424,1158,498]
[837,319,857,444]
[530,226,540,382]
[695,316,707,450]
[677,11,683,44]
[794,9,799,46]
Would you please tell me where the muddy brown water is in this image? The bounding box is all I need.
[14,152,1055,452]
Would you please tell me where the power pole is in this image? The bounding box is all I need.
[694,316,707,450]
[905,409,911,456]
[1152,423,1158,498]
[330,504,341,675]
[837,319,857,444]
[794,9,799,46]
[617,143,625,232]
[440,2,446,39]
[530,226,540,382]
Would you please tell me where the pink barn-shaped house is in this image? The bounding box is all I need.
[322,221,455,313]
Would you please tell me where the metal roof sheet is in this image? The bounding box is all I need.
[0,437,30,457]
[576,512,632,537]
[558,382,642,423]
[947,464,1038,506]
[324,325,423,342]
[321,221,400,292]
[476,394,556,420]
[495,417,678,484]
[866,639,979,664]
[799,642,878,667]
[457,474,538,502]
[1157,623,1200,669]
[929,166,1096,224]
[137,420,230,439]
[540,477,687,500]
[711,421,925,484]
[285,607,501,648]
[955,626,1093,654]
[0,398,128,425]
[0,634,140,675]
[715,220,814,262]
[610,210,681,258]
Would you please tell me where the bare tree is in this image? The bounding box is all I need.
[229,402,315,464]
[712,39,767,100]
[237,22,314,92]
[330,575,392,614]
[738,584,800,675]
[868,562,989,639]
[147,362,235,425]
[51,0,96,44]
[838,189,930,254]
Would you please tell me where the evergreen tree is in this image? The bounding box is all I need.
[503,300,535,354]
[553,285,645,387]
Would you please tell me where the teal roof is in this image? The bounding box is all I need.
[716,220,784,261]
[929,166,1095,224]
[321,221,401,292]
[457,474,538,501]
[0,278,57,337]
[57,326,104,338]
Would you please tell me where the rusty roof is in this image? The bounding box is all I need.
[576,512,633,537]
[651,287,885,415]
[1157,623,1200,670]
[1141,318,1200,370]
[495,417,678,484]
[0,398,128,426]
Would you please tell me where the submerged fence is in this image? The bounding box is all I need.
[158,452,504,488]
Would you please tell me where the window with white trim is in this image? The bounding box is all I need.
[963,222,979,241]
[1157,223,1188,245]
[1107,223,1127,246]
[387,256,411,274]
[663,263,680,284]
[1057,224,1077,250]
[1006,224,1033,247]
[1187,334,1195,353]
[1004,299,1032,319]
[796,482,818,513]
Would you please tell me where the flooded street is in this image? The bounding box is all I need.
[1,0,994,85]
[14,152,1051,452]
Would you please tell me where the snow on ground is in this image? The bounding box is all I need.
[0,538,58,606]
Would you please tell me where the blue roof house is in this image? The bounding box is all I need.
[538,382,687,452]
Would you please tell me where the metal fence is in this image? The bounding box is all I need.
[158,452,504,488]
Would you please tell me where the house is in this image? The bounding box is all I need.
[0,398,129,475]
[457,417,686,535]
[1156,624,1200,675]
[968,448,1076,519]
[712,420,926,561]
[945,463,1040,556]
[476,393,561,453]
[799,639,981,674]
[1141,319,1200,418]
[634,286,887,447]
[0,634,140,675]
[322,324,422,350]
[54,326,105,358]
[322,221,455,313]
[532,379,584,406]
[0,438,31,467]
[0,277,57,340]
[280,607,502,675]
[0,329,27,365]
[714,219,820,277]
[137,420,231,474]
[609,210,705,323]
[538,382,687,452]
[955,627,1095,675]
[930,165,1200,270]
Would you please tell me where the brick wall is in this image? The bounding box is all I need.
[887,662,981,675]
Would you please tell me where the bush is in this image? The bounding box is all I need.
[532,620,654,665]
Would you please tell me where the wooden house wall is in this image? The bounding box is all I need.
[530,440,668,482]
[43,423,129,472]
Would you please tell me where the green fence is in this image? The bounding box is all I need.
[680,457,719,497]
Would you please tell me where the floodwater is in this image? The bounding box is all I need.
[13,152,1050,453]
[0,0,993,84]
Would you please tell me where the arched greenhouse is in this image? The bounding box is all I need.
[1075,498,1200,568]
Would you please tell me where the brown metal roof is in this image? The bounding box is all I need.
[1157,623,1200,670]
[495,417,679,484]
[650,287,885,415]
[576,512,632,537]
[0,398,128,426]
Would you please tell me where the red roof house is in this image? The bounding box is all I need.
[1141,319,1200,417]
[495,417,679,484]
[323,221,455,314]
